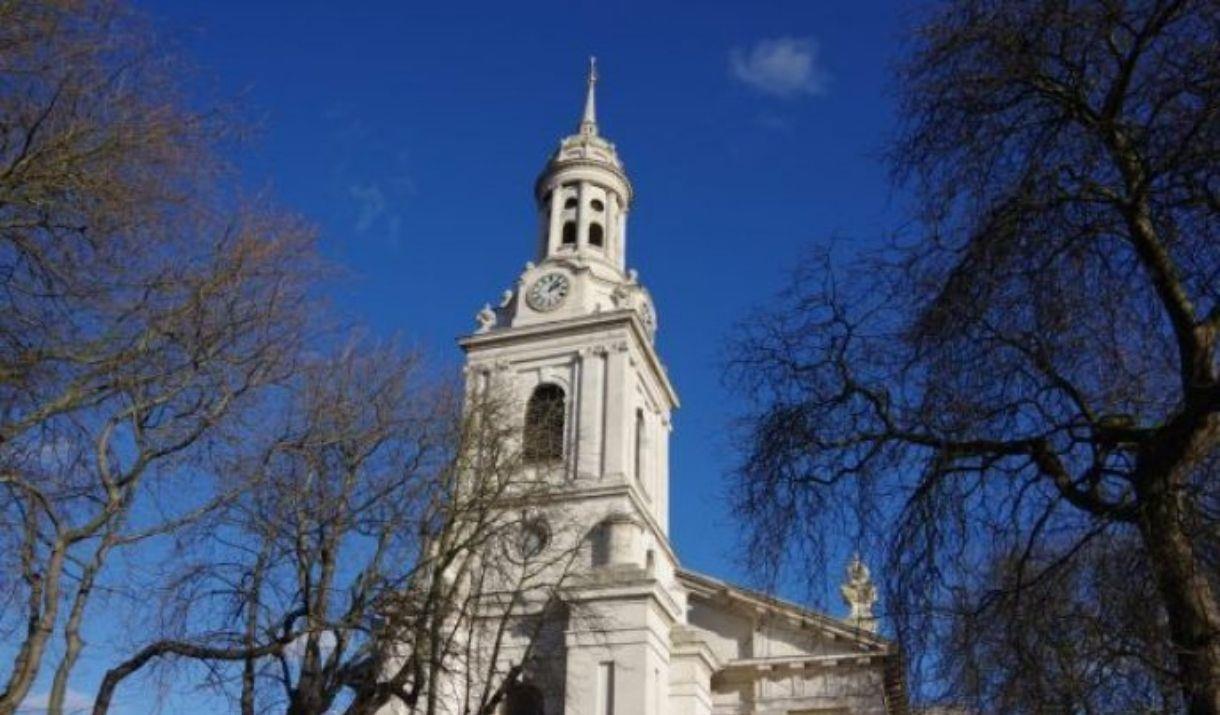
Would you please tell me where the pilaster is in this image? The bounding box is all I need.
[618,209,628,272]
[577,346,605,479]
[546,182,563,258]
[577,181,592,252]
[601,341,631,481]
[658,416,671,533]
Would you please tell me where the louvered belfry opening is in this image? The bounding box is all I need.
[524,383,565,462]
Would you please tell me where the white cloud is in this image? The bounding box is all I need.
[729,37,829,98]
[349,182,387,233]
[19,689,94,714]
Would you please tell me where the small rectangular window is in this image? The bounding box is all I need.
[597,661,615,715]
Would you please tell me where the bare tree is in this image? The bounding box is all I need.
[0,2,317,712]
[948,539,1187,713]
[727,1,1220,713]
[91,347,588,715]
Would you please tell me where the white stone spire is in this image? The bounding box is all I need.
[579,56,598,136]
[532,59,633,274]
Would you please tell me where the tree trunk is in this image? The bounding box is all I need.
[240,548,269,715]
[49,534,116,714]
[1139,476,1220,715]
[0,540,67,715]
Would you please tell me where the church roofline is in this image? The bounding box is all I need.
[459,308,679,407]
[677,568,911,714]
[676,568,892,651]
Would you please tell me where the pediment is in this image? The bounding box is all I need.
[677,570,909,715]
[677,569,890,664]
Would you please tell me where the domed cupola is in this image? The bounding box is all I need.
[533,58,633,273]
[472,60,657,341]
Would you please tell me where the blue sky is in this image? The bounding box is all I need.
[39,1,910,709]
[137,0,908,588]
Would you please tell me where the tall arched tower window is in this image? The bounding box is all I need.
[524,384,565,462]
[505,682,544,715]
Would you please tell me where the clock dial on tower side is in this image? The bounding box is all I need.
[526,272,570,312]
[639,299,656,333]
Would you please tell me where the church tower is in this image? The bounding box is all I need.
[464,57,676,536]
[446,60,905,715]
[460,58,685,714]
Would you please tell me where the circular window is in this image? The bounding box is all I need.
[517,518,550,560]
[564,197,578,209]
[591,199,605,212]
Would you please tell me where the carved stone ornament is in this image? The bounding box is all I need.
[840,553,879,632]
[475,304,496,333]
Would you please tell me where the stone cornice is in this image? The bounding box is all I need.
[510,481,681,568]
[459,309,678,408]
[671,626,724,672]
[712,650,911,715]
[534,157,634,205]
[720,652,887,676]
[562,574,684,623]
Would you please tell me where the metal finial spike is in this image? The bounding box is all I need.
[580,56,598,136]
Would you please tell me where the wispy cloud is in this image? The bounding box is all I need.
[729,37,829,98]
[349,182,387,233]
[323,105,414,250]
[19,689,94,714]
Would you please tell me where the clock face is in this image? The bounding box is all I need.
[526,272,570,312]
[640,301,656,331]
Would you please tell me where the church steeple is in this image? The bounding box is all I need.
[464,56,676,570]
[534,60,633,272]
[579,56,598,136]
[472,60,657,342]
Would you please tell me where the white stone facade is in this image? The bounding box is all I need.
[413,61,907,715]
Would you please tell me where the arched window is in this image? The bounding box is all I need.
[589,222,604,248]
[524,384,565,462]
[561,221,577,245]
[505,682,544,715]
